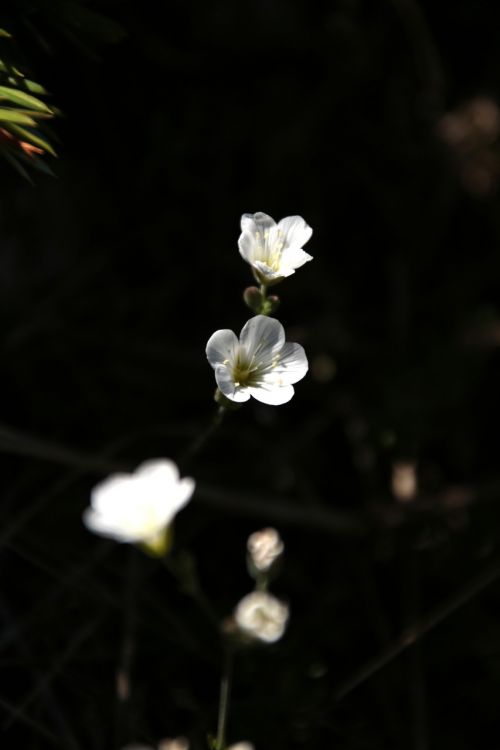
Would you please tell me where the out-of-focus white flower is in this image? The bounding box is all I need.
[234,591,289,643]
[206,315,308,405]
[238,212,313,285]
[227,744,255,750]
[247,528,284,572]
[391,461,417,502]
[83,459,195,556]
[158,739,189,750]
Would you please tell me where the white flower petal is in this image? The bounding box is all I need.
[272,342,309,384]
[277,215,313,249]
[135,458,179,484]
[240,212,276,234]
[238,231,257,263]
[215,364,251,402]
[91,473,137,514]
[206,329,239,369]
[280,247,313,271]
[83,507,141,542]
[252,260,290,280]
[239,315,285,365]
[248,384,295,405]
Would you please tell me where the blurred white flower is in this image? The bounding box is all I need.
[247,528,284,572]
[83,459,195,556]
[158,739,189,750]
[234,591,289,643]
[238,212,313,285]
[206,315,308,405]
[227,744,255,750]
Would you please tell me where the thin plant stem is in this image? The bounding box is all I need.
[179,406,225,471]
[216,646,234,750]
[115,547,139,749]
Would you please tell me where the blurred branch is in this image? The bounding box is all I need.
[335,555,500,701]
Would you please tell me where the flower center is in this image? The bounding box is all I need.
[232,352,260,387]
[255,229,285,271]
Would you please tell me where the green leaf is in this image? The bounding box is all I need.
[0,86,53,113]
[0,29,12,39]
[21,79,49,96]
[6,124,57,157]
[0,108,37,126]
[5,108,54,120]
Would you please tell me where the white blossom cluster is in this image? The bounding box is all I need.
[206,211,312,405]
[82,211,312,748]
[83,212,312,549]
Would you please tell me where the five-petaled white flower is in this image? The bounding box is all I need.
[83,459,195,556]
[206,315,308,405]
[234,591,289,644]
[238,212,313,285]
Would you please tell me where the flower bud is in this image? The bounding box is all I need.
[258,294,281,316]
[243,286,264,313]
[234,590,289,644]
[247,527,284,575]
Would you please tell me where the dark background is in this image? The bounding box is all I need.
[1,0,500,748]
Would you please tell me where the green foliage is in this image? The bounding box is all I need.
[0,31,56,179]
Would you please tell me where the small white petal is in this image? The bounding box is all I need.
[135,458,179,484]
[248,384,295,405]
[83,507,140,542]
[239,315,285,365]
[206,329,239,369]
[280,247,313,271]
[240,212,276,234]
[238,231,257,263]
[277,215,313,249]
[272,342,309,384]
[252,260,290,280]
[215,364,251,402]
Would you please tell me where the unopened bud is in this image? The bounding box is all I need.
[243,286,263,313]
[247,527,284,574]
[234,590,289,644]
[261,295,280,315]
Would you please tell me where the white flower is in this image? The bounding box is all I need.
[83,459,195,555]
[227,744,255,750]
[234,591,289,644]
[206,315,308,405]
[238,212,313,285]
[247,528,284,572]
[158,739,189,750]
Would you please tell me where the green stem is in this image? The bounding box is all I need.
[180,406,225,470]
[216,646,234,750]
